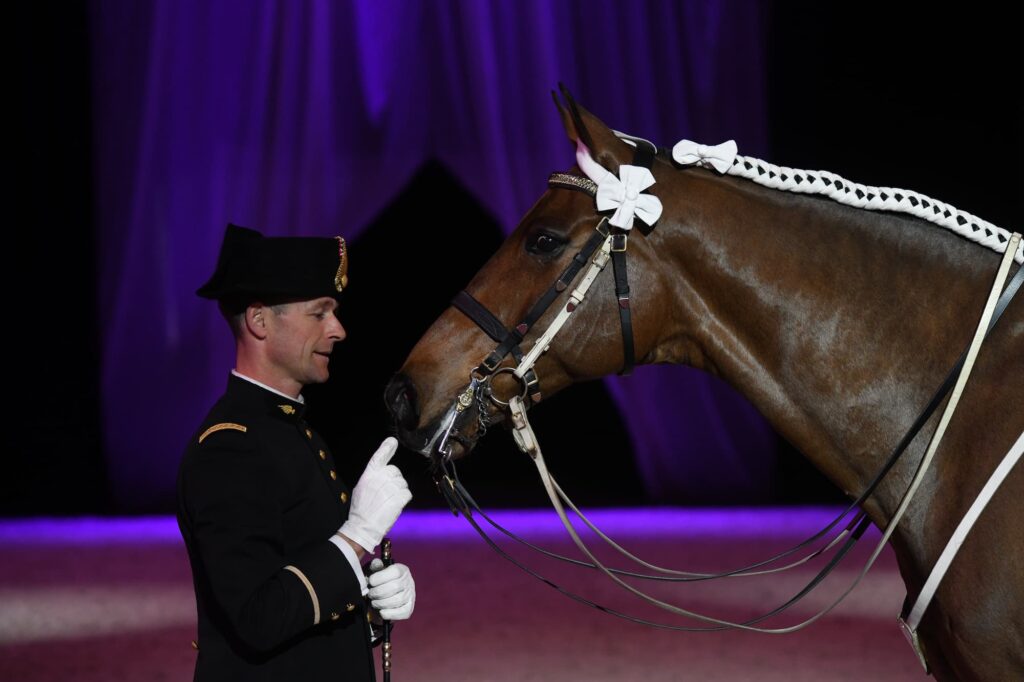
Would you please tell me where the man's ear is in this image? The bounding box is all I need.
[245,303,269,339]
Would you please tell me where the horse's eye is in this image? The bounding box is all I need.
[526,232,566,255]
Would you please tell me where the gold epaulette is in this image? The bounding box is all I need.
[199,423,248,444]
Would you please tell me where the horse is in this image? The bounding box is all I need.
[384,91,1023,681]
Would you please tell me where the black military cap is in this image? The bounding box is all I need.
[196,224,348,302]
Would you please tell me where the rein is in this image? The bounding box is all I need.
[427,136,1024,637]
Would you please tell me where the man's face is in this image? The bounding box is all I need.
[263,297,346,388]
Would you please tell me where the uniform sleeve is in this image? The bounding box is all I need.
[329,534,369,595]
[180,430,364,653]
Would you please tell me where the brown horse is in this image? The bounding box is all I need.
[385,94,1023,680]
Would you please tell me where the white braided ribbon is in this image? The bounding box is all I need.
[716,147,1022,265]
[671,139,738,173]
[576,142,662,230]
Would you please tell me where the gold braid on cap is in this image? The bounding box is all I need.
[334,237,348,292]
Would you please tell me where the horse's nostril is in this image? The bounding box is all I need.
[384,373,419,432]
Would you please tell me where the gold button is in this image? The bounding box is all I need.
[191,640,199,650]
[330,470,337,480]
[305,429,312,439]
[346,603,356,612]
[319,450,326,460]
[330,612,340,621]
[340,492,349,504]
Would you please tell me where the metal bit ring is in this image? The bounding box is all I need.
[487,367,530,408]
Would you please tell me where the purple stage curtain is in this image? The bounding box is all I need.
[91,0,771,509]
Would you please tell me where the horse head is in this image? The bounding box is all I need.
[385,89,684,462]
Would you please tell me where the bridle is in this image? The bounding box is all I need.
[428,138,658,462]
[421,132,1024,645]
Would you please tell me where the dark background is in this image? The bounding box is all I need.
[7,3,1020,515]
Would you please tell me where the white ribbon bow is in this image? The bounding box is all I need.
[671,139,738,174]
[575,142,662,230]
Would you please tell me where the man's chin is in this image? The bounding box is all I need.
[309,355,332,383]
[300,368,330,385]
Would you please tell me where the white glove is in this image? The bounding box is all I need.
[368,559,416,621]
[339,437,412,552]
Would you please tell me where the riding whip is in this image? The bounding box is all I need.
[381,537,393,682]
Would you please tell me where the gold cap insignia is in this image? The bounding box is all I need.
[334,237,348,293]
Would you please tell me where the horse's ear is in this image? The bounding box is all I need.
[555,84,597,153]
[551,89,577,145]
[553,84,631,173]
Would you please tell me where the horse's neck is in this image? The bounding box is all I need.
[652,169,1000,530]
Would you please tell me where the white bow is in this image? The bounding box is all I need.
[575,142,662,230]
[671,139,738,174]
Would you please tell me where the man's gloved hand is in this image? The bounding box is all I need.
[339,437,411,552]
[368,559,416,620]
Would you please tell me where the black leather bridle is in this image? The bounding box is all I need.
[432,142,660,462]
[454,141,659,381]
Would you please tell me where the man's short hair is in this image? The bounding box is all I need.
[218,298,290,339]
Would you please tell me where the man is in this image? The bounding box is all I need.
[177,223,414,681]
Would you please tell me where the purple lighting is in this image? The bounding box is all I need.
[0,508,873,547]
[0,517,184,546]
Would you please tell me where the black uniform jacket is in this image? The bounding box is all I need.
[177,373,375,681]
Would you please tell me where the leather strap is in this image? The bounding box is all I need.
[437,459,868,632]
[899,233,1022,647]
[610,237,635,375]
[631,142,658,236]
[453,222,610,380]
[452,291,507,343]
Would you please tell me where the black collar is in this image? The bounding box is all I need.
[226,373,308,421]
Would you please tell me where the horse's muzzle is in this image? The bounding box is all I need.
[385,373,419,431]
[384,373,429,452]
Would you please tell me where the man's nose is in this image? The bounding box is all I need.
[329,318,346,341]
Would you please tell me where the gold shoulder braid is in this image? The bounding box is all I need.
[334,237,348,292]
[199,423,247,443]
